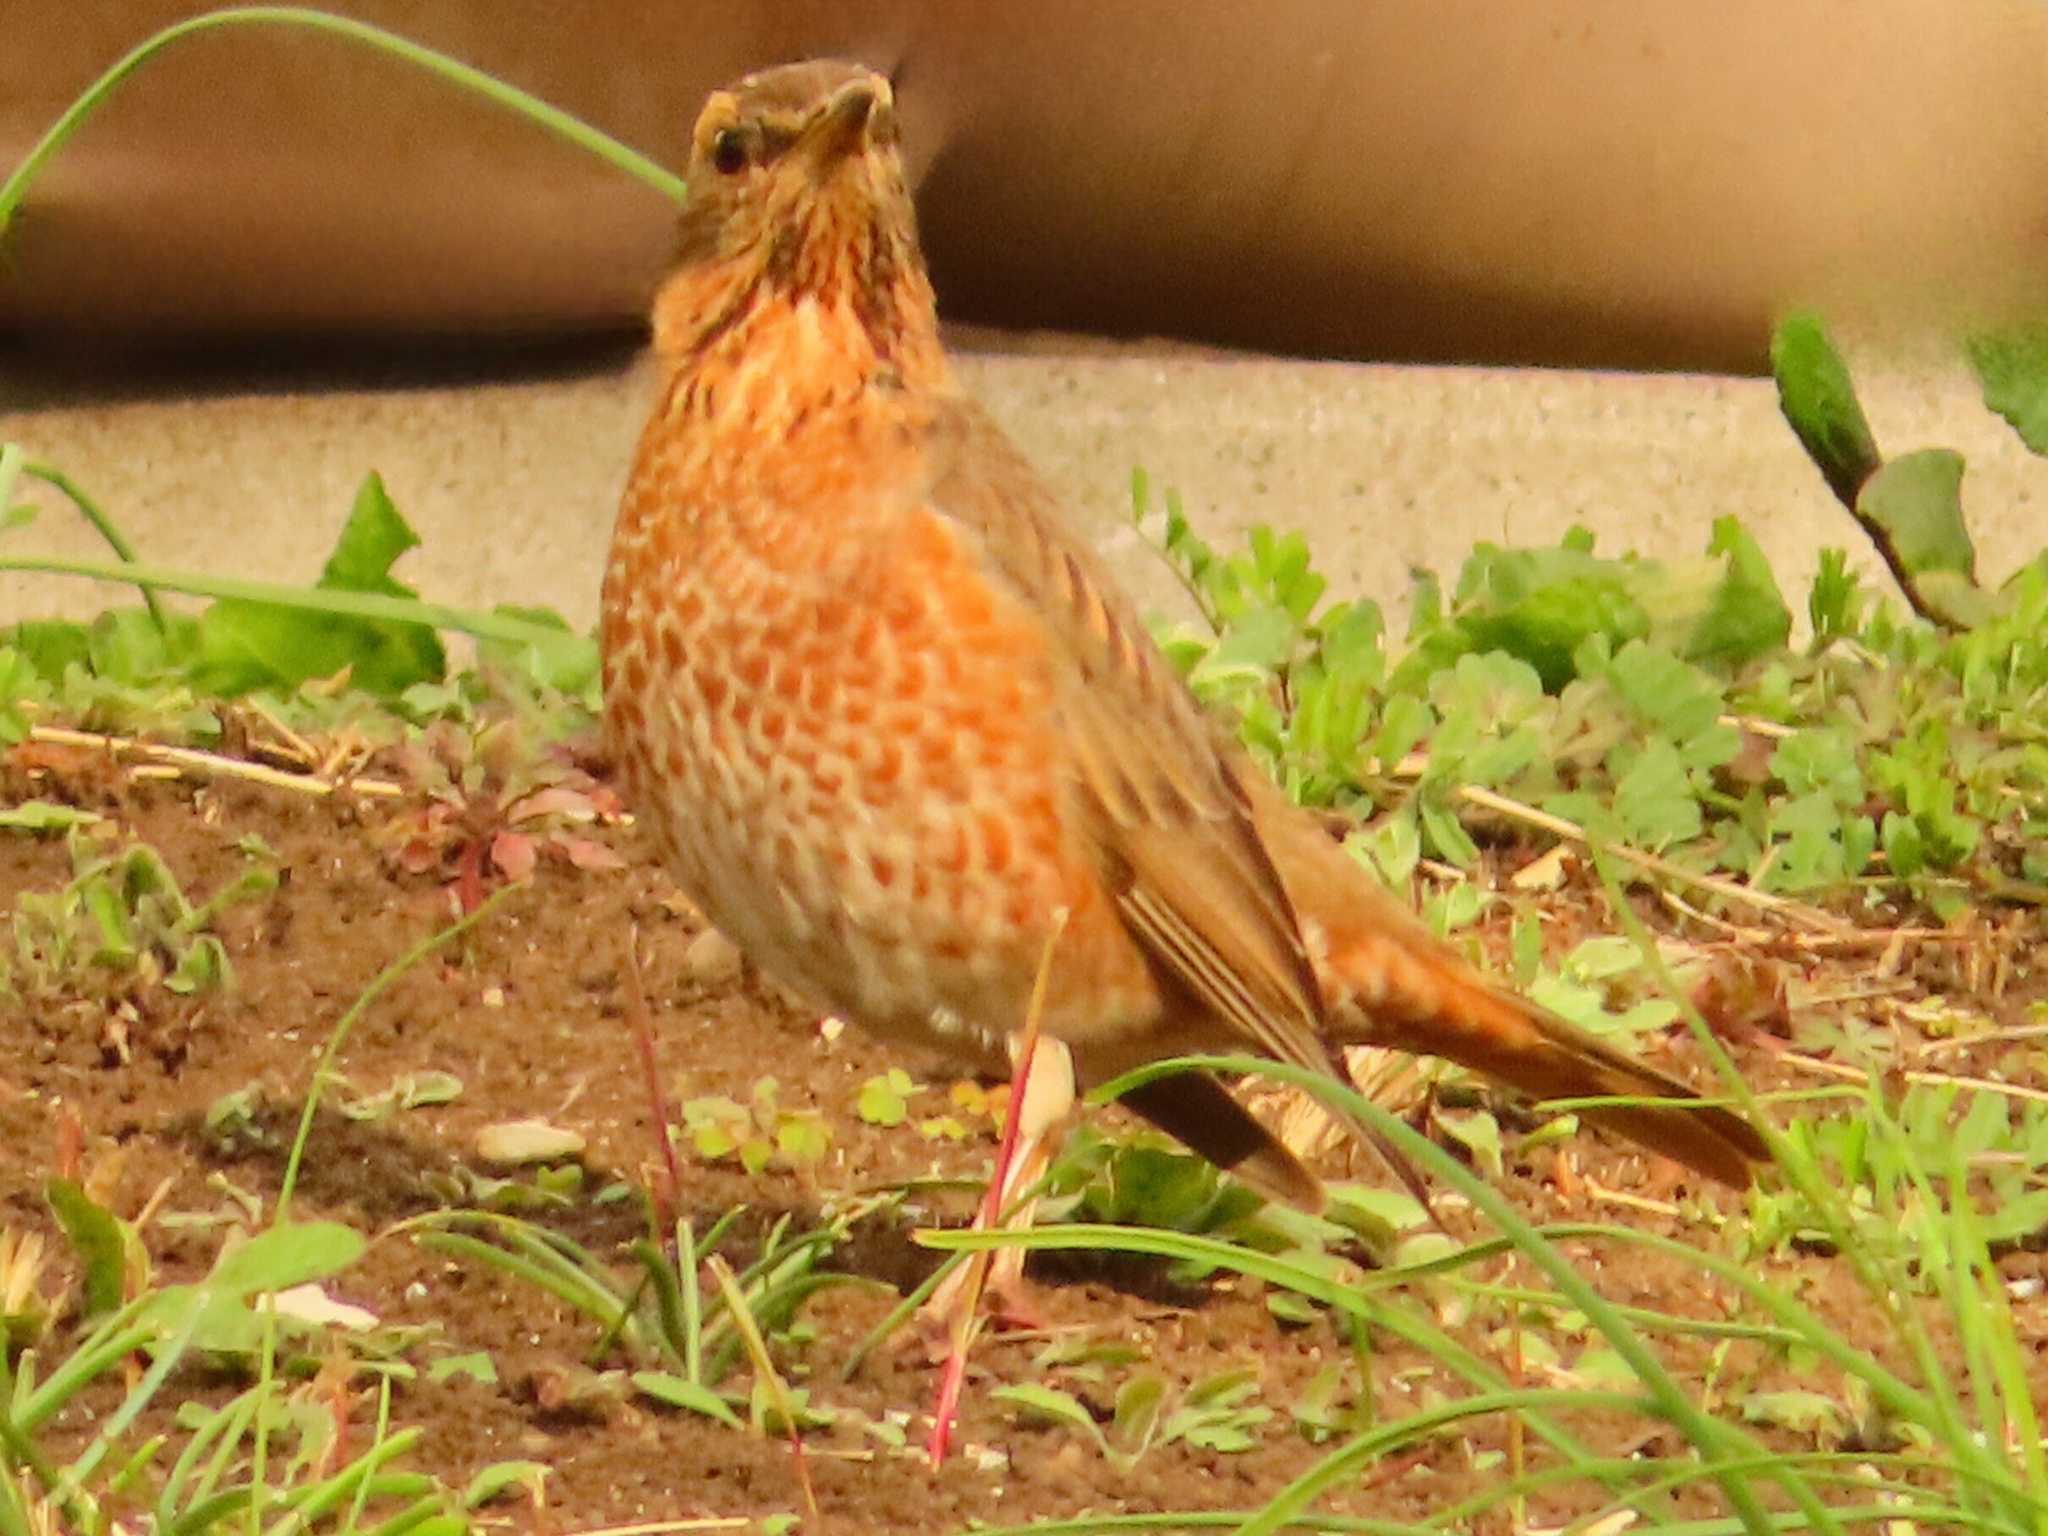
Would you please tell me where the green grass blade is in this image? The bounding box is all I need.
[413,1232,630,1336]
[19,464,167,634]
[12,1316,158,1431]
[925,1222,1634,1499]
[0,5,684,236]
[160,1488,255,1536]
[841,1252,966,1380]
[629,1237,691,1371]
[277,889,510,1221]
[359,1493,456,1536]
[50,1300,201,1511]
[1236,1387,1647,1536]
[1075,1055,1835,1536]
[679,1218,703,1385]
[0,554,582,652]
[257,1426,425,1536]
[155,1391,258,1529]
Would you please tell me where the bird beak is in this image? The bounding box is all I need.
[802,76,889,169]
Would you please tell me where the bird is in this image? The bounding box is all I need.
[599,59,1768,1243]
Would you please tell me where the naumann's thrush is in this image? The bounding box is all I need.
[601,61,1766,1237]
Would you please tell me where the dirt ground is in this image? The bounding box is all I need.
[4,741,2046,1532]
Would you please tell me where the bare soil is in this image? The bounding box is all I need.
[4,742,2045,1532]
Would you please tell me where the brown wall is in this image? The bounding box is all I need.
[5,1,2046,370]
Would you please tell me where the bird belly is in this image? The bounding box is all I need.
[603,492,1160,1067]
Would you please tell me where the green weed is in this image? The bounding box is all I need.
[2,830,275,1007]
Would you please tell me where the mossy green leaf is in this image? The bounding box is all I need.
[1855,449,1999,629]
[1689,516,1791,665]
[1967,323,2048,456]
[46,1177,129,1316]
[1771,311,1882,507]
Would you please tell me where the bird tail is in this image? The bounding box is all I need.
[1328,924,1768,1186]
[1239,767,1770,1188]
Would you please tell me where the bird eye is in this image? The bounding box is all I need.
[711,128,748,175]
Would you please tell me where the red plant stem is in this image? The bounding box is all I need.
[625,928,683,1233]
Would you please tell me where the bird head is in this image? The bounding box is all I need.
[659,60,930,362]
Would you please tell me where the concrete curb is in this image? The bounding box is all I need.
[5,339,2042,636]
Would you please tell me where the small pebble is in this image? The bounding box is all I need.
[269,1282,378,1331]
[475,1118,586,1165]
[683,927,742,985]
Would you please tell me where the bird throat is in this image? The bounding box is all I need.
[651,192,947,423]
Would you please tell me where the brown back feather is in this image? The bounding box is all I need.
[924,402,1332,1076]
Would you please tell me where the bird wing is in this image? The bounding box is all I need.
[921,400,1334,1080]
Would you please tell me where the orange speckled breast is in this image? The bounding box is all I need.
[602,375,1160,1067]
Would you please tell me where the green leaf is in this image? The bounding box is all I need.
[193,472,447,696]
[164,934,232,995]
[1189,604,1295,689]
[131,1221,367,1358]
[1603,641,1724,743]
[1771,728,1865,809]
[689,1121,738,1161]
[1806,548,1866,643]
[428,1351,499,1385]
[1418,793,1480,868]
[1739,1389,1848,1437]
[7,619,90,683]
[1855,450,1997,629]
[1688,516,1791,665]
[1249,526,1326,621]
[320,471,419,586]
[993,1382,1109,1450]
[0,645,51,743]
[1112,1372,1167,1455]
[1563,1346,1642,1391]
[80,874,139,965]
[1368,692,1431,770]
[1290,1364,1354,1443]
[856,1069,918,1127]
[1967,324,2048,455]
[479,604,600,695]
[208,1221,366,1294]
[1358,807,1420,890]
[633,1371,745,1427]
[1462,574,1649,692]
[749,1381,833,1435]
[463,1460,550,1509]
[1859,450,1975,576]
[1168,1368,1272,1453]
[1611,737,1702,849]
[46,1178,129,1315]
[86,607,187,685]
[1436,1108,1504,1179]
[1563,935,1653,982]
[1085,1144,1250,1233]
[1423,878,1488,936]
[1771,311,1883,507]
[0,801,101,833]
[775,1114,831,1166]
